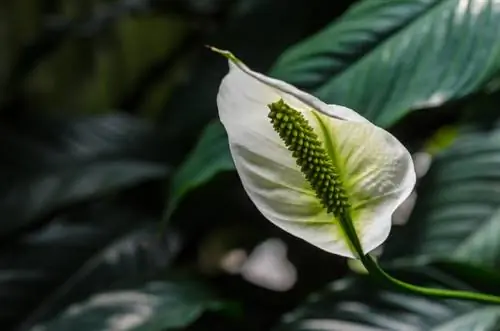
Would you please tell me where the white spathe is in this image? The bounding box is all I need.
[215,49,416,258]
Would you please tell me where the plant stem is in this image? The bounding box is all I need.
[338,215,500,304]
[361,254,500,303]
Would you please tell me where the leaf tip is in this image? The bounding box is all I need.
[206,45,241,64]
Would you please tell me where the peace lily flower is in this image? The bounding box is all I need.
[212,47,416,259]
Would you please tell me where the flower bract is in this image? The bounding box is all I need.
[213,47,416,258]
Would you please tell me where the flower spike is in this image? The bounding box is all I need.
[268,99,350,217]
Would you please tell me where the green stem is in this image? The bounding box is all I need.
[338,215,500,304]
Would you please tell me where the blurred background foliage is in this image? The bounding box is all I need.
[1,0,500,330]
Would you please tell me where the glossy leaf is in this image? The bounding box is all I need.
[383,126,500,269]
[30,279,233,331]
[271,0,500,127]
[18,224,180,331]
[275,274,500,331]
[0,113,169,237]
[0,203,143,330]
[165,120,234,220]
[419,261,500,296]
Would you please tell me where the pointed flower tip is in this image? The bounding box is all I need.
[206,45,241,64]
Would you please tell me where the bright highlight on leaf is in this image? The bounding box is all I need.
[212,47,416,258]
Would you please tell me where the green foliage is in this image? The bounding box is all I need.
[2,0,500,330]
[0,113,169,237]
[271,0,500,127]
[31,279,235,331]
[384,125,500,269]
[165,120,233,221]
[0,202,164,330]
[275,272,500,331]
[16,224,178,330]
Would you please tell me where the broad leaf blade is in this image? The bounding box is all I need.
[408,261,500,296]
[30,279,234,331]
[271,0,500,127]
[18,225,180,331]
[383,126,500,269]
[0,203,141,330]
[164,120,233,220]
[0,113,169,237]
[275,274,500,331]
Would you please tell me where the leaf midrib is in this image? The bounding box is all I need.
[324,0,448,83]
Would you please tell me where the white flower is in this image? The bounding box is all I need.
[213,48,416,258]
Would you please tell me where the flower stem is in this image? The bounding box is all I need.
[338,215,500,304]
[361,254,500,303]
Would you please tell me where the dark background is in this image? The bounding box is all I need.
[1,1,500,330]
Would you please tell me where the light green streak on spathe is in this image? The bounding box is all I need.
[308,110,364,250]
[267,99,359,256]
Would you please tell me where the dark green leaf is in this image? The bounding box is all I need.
[271,0,500,127]
[275,274,500,331]
[18,224,180,331]
[461,90,500,128]
[0,203,145,330]
[31,279,233,331]
[0,113,169,237]
[417,262,500,296]
[165,120,234,220]
[162,0,352,141]
[383,126,500,269]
